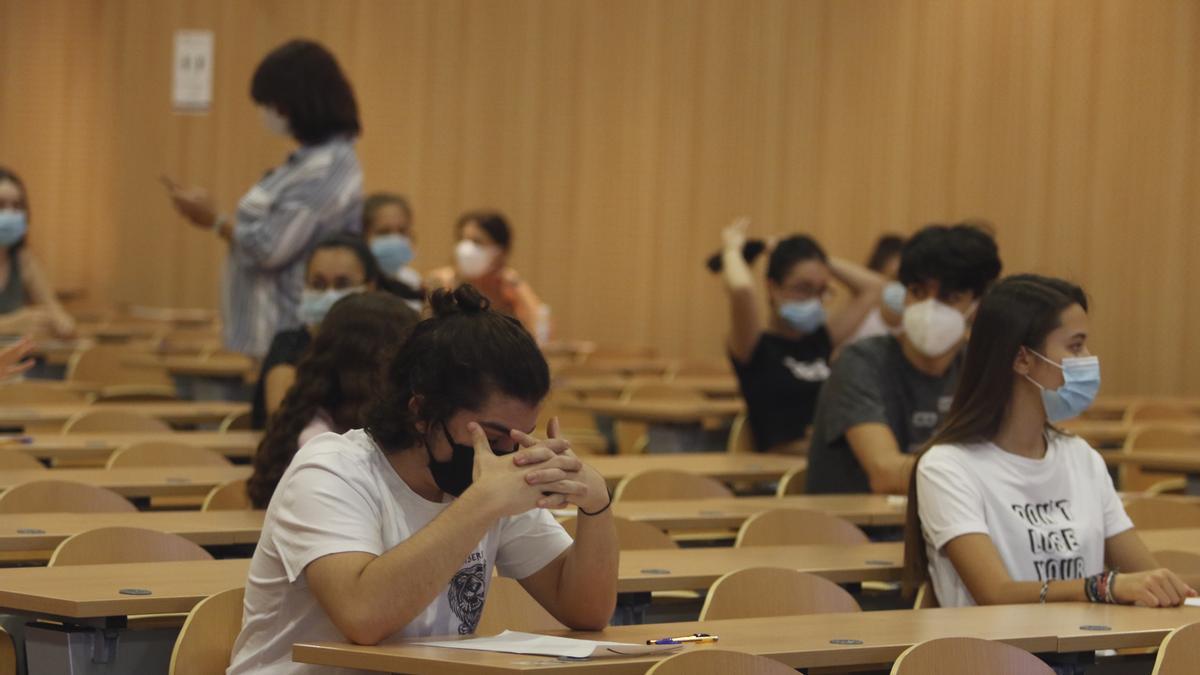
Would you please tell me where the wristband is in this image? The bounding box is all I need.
[578,488,612,517]
[1039,581,1050,604]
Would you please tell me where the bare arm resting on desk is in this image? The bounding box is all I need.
[945,532,1195,606]
[847,422,915,494]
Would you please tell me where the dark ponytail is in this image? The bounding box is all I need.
[365,284,550,453]
[248,292,419,508]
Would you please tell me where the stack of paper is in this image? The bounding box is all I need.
[417,630,681,659]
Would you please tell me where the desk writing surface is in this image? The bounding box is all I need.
[617,543,902,591]
[0,510,265,556]
[1105,449,1200,472]
[0,558,250,619]
[0,466,251,497]
[606,493,904,528]
[587,453,803,485]
[0,431,261,461]
[296,603,1200,674]
[0,401,248,426]
[564,400,744,424]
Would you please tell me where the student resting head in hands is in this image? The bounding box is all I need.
[903,274,1195,615]
[227,285,618,674]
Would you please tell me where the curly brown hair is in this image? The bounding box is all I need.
[248,291,419,508]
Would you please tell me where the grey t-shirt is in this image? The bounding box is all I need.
[805,335,960,494]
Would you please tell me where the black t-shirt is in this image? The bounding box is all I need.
[250,328,313,429]
[731,329,832,451]
[805,335,960,494]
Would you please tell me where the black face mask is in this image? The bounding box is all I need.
[427,423,477,497]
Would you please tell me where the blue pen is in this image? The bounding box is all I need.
[646,633,718,645]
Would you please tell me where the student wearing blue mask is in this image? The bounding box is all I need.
[0,168,76,337]
[250,234,402,429]
[716,218,884,454]
[903,275,1194,622]
[363,192,424,308]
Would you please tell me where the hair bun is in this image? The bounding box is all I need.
[429,284,491,318]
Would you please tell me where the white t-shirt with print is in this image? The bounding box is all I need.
[917,432,1133,608]
[226,429,574,675]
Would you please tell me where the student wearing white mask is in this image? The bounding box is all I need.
[0,168,76,337]
[806,223,1001,494]
[363,193,424,309]
[428,210,546,338]
[250,235,404,430]
[711,218,884,454]
[163,39,364,358]
[903,275,1194,654]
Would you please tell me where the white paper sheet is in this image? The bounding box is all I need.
[173,30,214,111]
[416,630,679,659]
[1185,597,1200,607]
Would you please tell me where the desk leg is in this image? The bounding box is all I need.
[645,424,725,453]
[1187,472,1200,496]
[25,622,176,675]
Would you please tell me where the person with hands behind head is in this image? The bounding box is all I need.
[163,39,364,358]
[903,275,1194,619]
[0,168,75,338]
[714,217,884,454]
[227,285,617,674]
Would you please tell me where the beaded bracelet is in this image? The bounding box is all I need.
[1039,580,1050,604]
[1084,570,1119,604]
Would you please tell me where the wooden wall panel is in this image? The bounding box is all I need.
[0,0,1198,396]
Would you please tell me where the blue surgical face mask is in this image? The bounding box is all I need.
[1024,349,1101,422]
[370,234,414,275]
[299,287,362,326]
[0,211,28,248]
[882,281,907,315]
[778,299,826,334]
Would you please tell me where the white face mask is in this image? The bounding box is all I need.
[259,106,290,137]
[902,298,967,358]
[455,239,496,279]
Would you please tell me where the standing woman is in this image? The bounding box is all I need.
[164,39,364,358]
[717,218,883,453]
[428,210,547,339]
[904,275,1194,614]
[0,168,76,337]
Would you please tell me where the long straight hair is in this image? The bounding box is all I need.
[901,274,1089,597]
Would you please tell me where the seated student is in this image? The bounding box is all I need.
[250,234,403,429]
[849,233,906,342]
[904,274,1195,614]
[247,292,419,509]
[806,223,1001,494]
[0,168,75,337]
[428,210,547,339]
[227,286,618,673]
[715,218,884,454]
[362,192,424,307]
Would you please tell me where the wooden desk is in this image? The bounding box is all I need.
[564,400,744,425]
[1102,449,1200,495]
[0,558,250,621]
[586,453,803,486]
[0,431,261,462]
[293,603,1200,674]
[0,401,248,428]
[122,353,255,379]
[558,376,739,399]
[593,494,906,529]
[618,543,902,591]
[0,466,251,498]
[0,510,265,561]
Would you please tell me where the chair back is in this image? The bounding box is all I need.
[0,480,136,514]
[475,576,567,635]
[48,526,213,566]
[645,649,799,675]
[0,451,45,471]
[202,479,253,511]
[62,409,172,434]
[560,515,677,550]
[735,508,869,547]
[106,441,232,469]
[699,567,860,620]
[613,469,733,502]
[168,587,246,675]
[890,637,1054,675]
[1123,497,1200,530]
[1151,621,1200,675]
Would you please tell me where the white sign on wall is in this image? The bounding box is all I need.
[172,30,214,112]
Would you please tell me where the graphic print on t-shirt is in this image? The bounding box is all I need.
[448,551,487,634]
[1011,499,1085,581]
[782,356,831,382]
